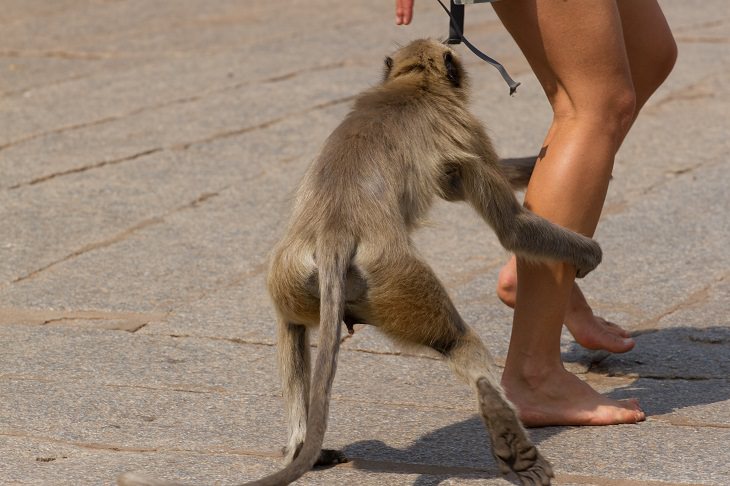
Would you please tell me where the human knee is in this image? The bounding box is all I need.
[634,42,678,112]
[660,36,678,80]
[553,83,637,143]
[648,38,678,94]
[593,87,636,137]
[611,86,638,135]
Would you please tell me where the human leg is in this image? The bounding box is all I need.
[496,0,676,355]
[491,0,646,426]
[618,0,677,112]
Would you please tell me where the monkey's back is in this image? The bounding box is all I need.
[290,80,476,244]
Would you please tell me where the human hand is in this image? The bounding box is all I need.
[395,0,414,25]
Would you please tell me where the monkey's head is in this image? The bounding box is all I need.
[382,39,468,97]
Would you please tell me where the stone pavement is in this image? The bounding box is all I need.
[0,1,728,485]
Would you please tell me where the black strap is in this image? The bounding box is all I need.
[445,1,464,44]
[437,0,520,95]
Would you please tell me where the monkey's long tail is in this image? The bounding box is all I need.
[118,235,354,486]
[242,233,352,485]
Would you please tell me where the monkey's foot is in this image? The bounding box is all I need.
[314,448,348,468]
[477,378,554,485]
[502,365,645,427]
[494,446,553,486]
[514,454,554,486]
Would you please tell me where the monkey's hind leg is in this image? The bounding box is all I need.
[277,318,347,468]
[449,337,553,485]
[278,319,310,464]
[364,256,553,486]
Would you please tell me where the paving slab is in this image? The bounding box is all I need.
[1,0,728,485]
[2,325,729,484]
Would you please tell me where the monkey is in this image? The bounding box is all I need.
[118,38,604,486]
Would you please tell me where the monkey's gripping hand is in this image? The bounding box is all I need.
[573,236,602,279]
[496,209,603,280]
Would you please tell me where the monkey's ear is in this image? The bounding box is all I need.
[443,51,461,87]
[383,56,394,81]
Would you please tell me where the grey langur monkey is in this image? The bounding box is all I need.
[119,38,605,486]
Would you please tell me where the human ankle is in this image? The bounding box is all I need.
[503,360,564,391]
[567,284,592,314]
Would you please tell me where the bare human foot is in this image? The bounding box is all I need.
[497,256,635,354]
[502,363,645,427]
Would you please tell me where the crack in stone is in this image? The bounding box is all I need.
[0,49,112,60]
[172,94,355,150]
[602,157,722,217]
[0,374,476,412]
[8,148,162,189]
[168,333,276,348]
[341,460,706,485]
[162,332,442,361]
[260,60,349,84]
[0,307,168,332]
[0,374,228,395]
[631,274,726,335]
[584,275,725,375]
[2,72,97,98]
[650,415,730,429]
[0,61,350,154]
[341,457,495,477]
[341,345,441,361]
[11,218,163,284]
[646,72,718,114]
[104,382,227,395]
[2,94,353,189]
[1,80,247,151]
[0,114,132,153]
[0,431,158,453]
[0,428,716,485]
[0,431,282,459]
[9,190,222,285]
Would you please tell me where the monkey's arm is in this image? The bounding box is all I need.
[458,156,602,278]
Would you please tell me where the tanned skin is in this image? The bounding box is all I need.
[119,39,605,486]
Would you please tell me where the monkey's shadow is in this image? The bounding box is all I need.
[340,325,730,485]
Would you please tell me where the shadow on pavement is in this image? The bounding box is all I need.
[341,325,730,485]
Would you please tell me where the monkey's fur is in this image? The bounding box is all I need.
[119,39,603,486]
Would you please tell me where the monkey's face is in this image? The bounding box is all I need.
[382,39,467,92]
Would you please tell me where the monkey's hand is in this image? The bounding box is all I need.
[573,236,602,279]
[344,321,356,335]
